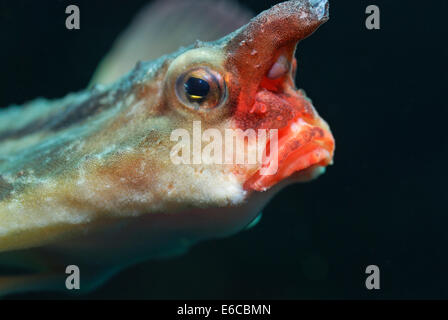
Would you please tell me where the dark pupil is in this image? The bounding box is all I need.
[184,77,210,101]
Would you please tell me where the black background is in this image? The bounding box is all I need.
[0,0,446,299]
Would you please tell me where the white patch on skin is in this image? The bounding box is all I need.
[126,100,144,117]
[77,166,86,186]
[125,94,135,106]
[267,55,289,79]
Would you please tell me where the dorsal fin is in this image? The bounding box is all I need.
[90,0,253,85]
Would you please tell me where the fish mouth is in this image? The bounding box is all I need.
[237,54,335,193]
[222,0,332,191]
[244,107,335,191]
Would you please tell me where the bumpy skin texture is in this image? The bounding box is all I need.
[0,0,334,292]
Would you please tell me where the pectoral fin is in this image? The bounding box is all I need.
[245,212,263,230]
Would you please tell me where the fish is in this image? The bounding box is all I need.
[0,0,334,295]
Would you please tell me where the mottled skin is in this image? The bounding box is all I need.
[0,0,334,294]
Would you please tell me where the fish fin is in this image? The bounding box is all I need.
[90,0,253,85]
[245,212,263,230]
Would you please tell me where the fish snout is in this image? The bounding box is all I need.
[224,0,330,115]
[221,0,333,191]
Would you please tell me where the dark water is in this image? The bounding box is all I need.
[0,0,446,299]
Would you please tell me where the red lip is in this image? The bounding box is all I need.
[245,117,335,191]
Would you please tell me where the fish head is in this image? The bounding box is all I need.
[158,0,334,197]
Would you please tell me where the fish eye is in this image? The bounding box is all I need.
[184,77,210,102]
[175,67,227,110]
